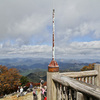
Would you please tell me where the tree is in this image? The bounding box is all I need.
[81,63,95,71]
[20,76,29,86]
[0,65,21,96]
[43,82,47,86]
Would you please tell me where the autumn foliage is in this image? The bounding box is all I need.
[25,81,47,87]
[81,63,95,71]
[43,81,47,86]
[26,82,40,87]
[20,76,29,86]
[0,65,21,96]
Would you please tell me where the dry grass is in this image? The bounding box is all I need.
[0,89,41,100]
[0,92,33,100]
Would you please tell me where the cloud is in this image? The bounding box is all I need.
[55,0,100,44]
[56,41,100,59]
[0,0,100,59]
[0,41,100,59]
[0,44,52,58]
[0,0,51,42]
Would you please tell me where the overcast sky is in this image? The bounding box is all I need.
[0,0,100,59]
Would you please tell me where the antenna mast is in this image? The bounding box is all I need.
[48,9,59,72]
[52,9,55,61]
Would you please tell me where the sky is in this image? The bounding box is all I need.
[0,0,100,59]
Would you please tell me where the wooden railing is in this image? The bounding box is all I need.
[60,70,98,85]
[47,64,100,100]
[52,75,100,100]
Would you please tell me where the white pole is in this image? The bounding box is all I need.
[52,9,55,61]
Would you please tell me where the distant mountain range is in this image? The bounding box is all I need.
[0,58,100,83]
[0,57,100,75]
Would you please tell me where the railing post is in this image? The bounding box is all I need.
[57,83,61,100]
[47,72,59,100]
[65,87,68,100]
[89,77,91,84]
[69,89,72,100]
[76,92,88,100]
[94,64,100,86]
[92,76,94,85]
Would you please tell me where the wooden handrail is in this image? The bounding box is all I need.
[52,75,100,99]
[59,70,98,78]
[47,64,100,100]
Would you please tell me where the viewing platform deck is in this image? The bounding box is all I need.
[47,64,100,100]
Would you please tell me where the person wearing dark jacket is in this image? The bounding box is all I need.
[29,83,33,91]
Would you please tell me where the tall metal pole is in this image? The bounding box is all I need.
[48,9,59,72]
[52,9,55,61]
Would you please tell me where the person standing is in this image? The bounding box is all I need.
[44,96,47,100]
[20,86,23,95]
[33,87,37,100]
[40,78,44,88]
[29,83,33,91]
[17,86,23,97]
[41,86,45,100]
